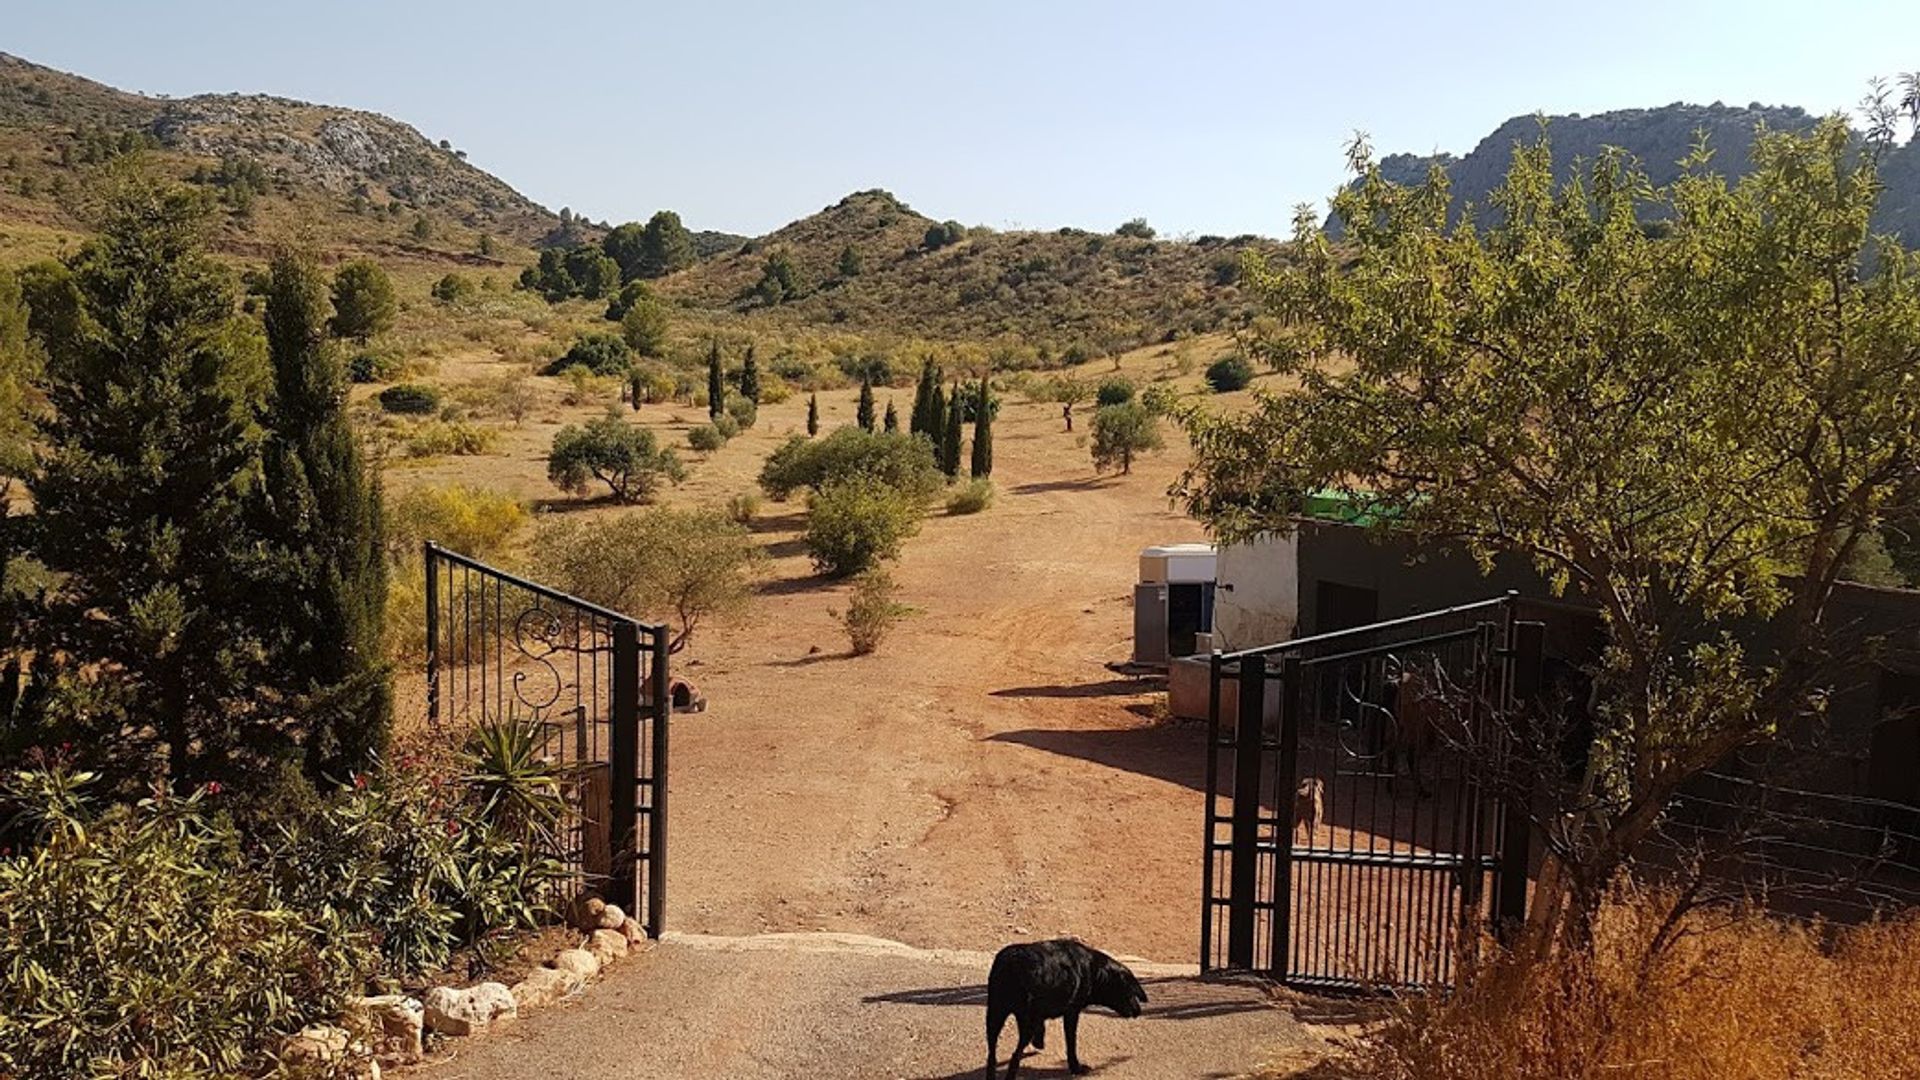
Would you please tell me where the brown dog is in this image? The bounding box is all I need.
[1293,777,1324,844]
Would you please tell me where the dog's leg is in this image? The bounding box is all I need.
[1030,1018,1046,1050]
[986,1006,1009,1080]
[1064,1009,1087,1075]
[1004,1023,1030,1080]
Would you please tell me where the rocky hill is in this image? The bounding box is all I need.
[660,189,1277,352]
[1345,103,1920,243]
[0,50,559,250]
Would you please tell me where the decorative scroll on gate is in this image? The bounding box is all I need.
[424,542,670,935]
[1202,595,1542,990]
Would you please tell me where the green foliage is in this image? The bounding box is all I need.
[606,210,696,281]
[603,278,651,321]
[713,413,741,440]
[856,374,876,431]
[1140,382,1180,416]
[726,394,758,430]
[1095,376,1136,406]
[739,343,761,403]
[687,423,727,452]
[807,392,820,436]
[1116,217,1157,239]
[329,258,397,342]
[883,398,899,433]
[969,372,994,479]
[532,508,761,651]
[521,244,623,301]
[707,338,726,419]
[947,478,995,515]
[910,359,942,436]
[838,243,864,277]
[0,269,40,481]
[1204,353,1254,392]
[940,387,964,478]
[548,414,685,502]
[1178,120,1920,939]
[758,426,942,502]
[259,246,392,783]
[805,477,923,577]
[377,382,442,414]
[1091,402,1162,474]
[728,492,762,524]
[347,347,402,384]
[384,484,527,562]
[755,247,808,304]
[432,271,477,304]
[922,220,966,250]
[840,568,908,654]
[543,331,634,376]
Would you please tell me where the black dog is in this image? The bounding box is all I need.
[985,938,1147,1078]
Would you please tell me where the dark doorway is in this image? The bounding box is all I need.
[1870,670,1920,864]
[1168,582,1214,659]
[1313,581,1379,635]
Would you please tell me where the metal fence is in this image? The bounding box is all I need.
[1202,595,1539,990]
[424,542,670,935]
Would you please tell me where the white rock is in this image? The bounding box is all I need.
[620,916,646,946]
[588,928,629,965]
[283,1023,351,1063]
[595,902,627,930]
[550,948,600,980]
[347,994,424,1062]
[573,896,608,931]
[510,965,584,1009]
[422,982,517,1036]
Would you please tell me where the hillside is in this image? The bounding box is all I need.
[660,189,1277,354]
[1345,103,1920,243]
[0,50,560,260]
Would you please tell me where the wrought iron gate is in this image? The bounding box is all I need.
[1201,595,1541,990]
[424,542,670,936]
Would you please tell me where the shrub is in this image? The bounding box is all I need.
[377,382,441,414]
[1095,377,1136,407]
[840,568,909,655]
[727,492,762,524]
[1204,353,1255,392]
[547,414,686,502]
[1091,402,1163,474]
[431,272,476,304]
[1115,217,1156,239]
[687,424,726,452]
[946,479,994,515]
[386,484,528,562]
[804,476,922,577]
[531,508,761,651]
[402,419,499,458]
[544,332,633,377]
[758,427,942,502]
[713,413,741,440]
[348,348,403,384]
[1140,383,1179,416]
[726,395,758,430]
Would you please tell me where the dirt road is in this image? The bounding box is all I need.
[437,932,1309,1080]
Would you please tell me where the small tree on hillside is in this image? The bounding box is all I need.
[329,259,396,342]
[807,392,820,436]
[619,292,669,356]
[883,399,899,433]
[636,210,696,279]
[970,372,993,479]
[706,339,725,420]
[838,243,864,278]
[547,414,686,503]
[1091,402,1161,474]
[739,343,761,403]
[856,374,876,431]
[940,387,964,479]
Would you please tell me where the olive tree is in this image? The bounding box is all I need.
[533,508,761,653]
[546,413,685,503]
[1176,120,1920,950]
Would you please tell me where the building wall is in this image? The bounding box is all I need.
[1213,532,1299,651]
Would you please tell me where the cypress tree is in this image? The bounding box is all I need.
[259,245,392,784]
[856,374,876,431]
[707,338,724,419]
[30,177,274,791]
[883,399,899,433]
[807,392,820,436]
[970,372,993,479]
[928,378,947,446]
[941,385,964,478]
[910,358,938,436]
[739,342,760,403]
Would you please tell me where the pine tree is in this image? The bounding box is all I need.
[970,372,993,479]
[31,178,275,791]
[807,392,820,437]
[259,246,392,784]
[883,399,899,433]
[739,342,761,403]
[707,338,725,420]
[856,374,876,431]
[941,386,964,479]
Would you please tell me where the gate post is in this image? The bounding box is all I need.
[609,620,641,918]
[1227,654,1267,969]
[1270,655,1304,974]
[423,542,440,729]
[646,628,670,939]
[1200,651,1223,973]
[1495,619,1545,939]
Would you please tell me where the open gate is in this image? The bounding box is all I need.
[1201,595,1541,990]
[424,542,670,935]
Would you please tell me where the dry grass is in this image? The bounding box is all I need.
[1336,888,1920,1080]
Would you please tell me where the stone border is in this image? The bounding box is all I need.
[281,897,651,1077]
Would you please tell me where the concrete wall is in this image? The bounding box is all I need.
[1169,654,1281,724]
[1213,533,1299,652]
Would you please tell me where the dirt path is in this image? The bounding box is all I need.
[436,933,1311,1080]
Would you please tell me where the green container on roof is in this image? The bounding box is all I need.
[1299,488,1402,527]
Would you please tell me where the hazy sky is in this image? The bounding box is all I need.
[5,1,1913,237]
